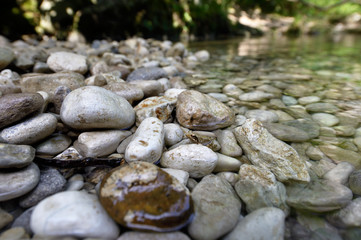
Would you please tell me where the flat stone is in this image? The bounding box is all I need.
[19,168,66,208]
[348,169,361,195]
[245,110,279,123]
[127,67,167,82]
[312,113,339,127]
[319,144,361,168]
[0,113,57,145]
[334,125,356,137]
[35,134,72,156]
[47,51,87,74]
[74,130,131,157]
[60,86,135,130]
[161,144,218,178]
[164,123,184,147]
[239,90,274,102]
[125,117,164,163]
[208,93,228,102]
[188,175,241,240]
[30,191,119,239]
[0,163,40,201]
[214,130,243,157]
[0,93,44,129]
[0,47,14,70]
[323,162,355,185]
[298,96,321,105]
[310,159,337,178]
[327,198,361,228]
[117,231,190,240]
[284,84,313,97]
[305,102,340,113]
[233,119,310,183]
[223,207,285,240]
[0,143,35,168]
[176,90,235,130]
[283,119,320,139]
[100,161,193,232]
[222,84,243,98]
[264,123,311,142]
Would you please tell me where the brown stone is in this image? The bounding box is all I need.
[99,161,193,232]
[0,93,44,129]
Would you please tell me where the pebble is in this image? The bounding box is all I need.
[47,51,88,74]
[323,162,355,185]
[264,122,311,142]
[164,123,184,147]
[188,175,241,240]
[129,80,163,97]
[0,47,15,70]
[223,207,285,240]
[305,102,340,113]
[161,168,189,186]
[216,172,240,186]
[312,113,340,127]
[319,144,361,168]
[298,96,321,105]
[0,227,29,240]
[65,174,84,191]
[99,161,193,232]
[127,66,167,82]
[282,95,298,105]
[194,50,210,62]
[60,86,135,130]
[35,134,72,155]
[214,129,243,157]
[117,231,191,240]
[0,113,57,145]
[327,198,361,228]
[164,88,187,98]
[176,90,235,130]
[0,143,35,168]
[30,191,120,239]
[213,153,242,172]
[0,163,40,201]
[103,82,144,104]
[11,207,34,235]
[161,144,218,178]
[0,208,13,230]
[283,118,320,139]
[245,109,279,123]
[208,93,228,102]
[348,169,361,195]
[239,90,274,102]
[222,84,243,98]
[125,117,164,163]
[233,119,310,183]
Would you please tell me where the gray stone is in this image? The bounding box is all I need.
[216,172,240,186]
[222,84,243,98]
[0,143,35,168]
[117,231,190,240]
[327,198,361,228]
[310,159,337,178]
[264,123,311,142]
[127,67,167,82]
[298,96,321,105]
[349,169,361,195]
[245,109,279,123]
[188,175,241,240]
[239,91,274,102]
[214,130,243,157]
[305,102,340,113]
[213,153,242,173]
[11,207,34,235]
[323,162,355,185]
[284,105,312,119]
[35,134,72,156]
[0,208,13,230]
[47,51,87,74]
[334,125,356,137]
[51,86,71,114]
[282,95,298,106]
[129,80,163,97]
[208,93,228,102]
[164,123,184,147]
[14,46,48,70]
[0,227,29,240]
[0,47,14,70]
[103,82,144,104]
[306,146,326,161]
[319,144,361,169]
[283,119,320,139]
[312,113,339,127]
[284,84,313,97]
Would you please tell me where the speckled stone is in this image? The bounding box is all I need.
[99,161,193,232]
[0,143,35,168]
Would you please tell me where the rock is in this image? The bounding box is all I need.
[286,179,353,212]
[323,162,355,185]
[283,119,320,139]
[306,102,340,113]
[348,169,361,195]
[14,46,48,70]
[235,164,289,214]
[65,174,84,191]
[51,86,71,114]
[0,163,40,201]
[35,134,72,156]
[334,125,356,137]
[30,191,119,239]
[176,90,235,130]
[284,84,313,97]
[103,82,144,104]
[223,207,285,240]
[74,130,131,157]
[47,51,88,74]
[217,172,240,186]
[117,231,191,240]
[298,96,321,105]
[312,113,339,127]
[282,95,298,106]
[0,208,13,230]
[0,93,44,128]
[161,168,189,186]
[213,153,242,173]
[306,145,325,161]
[214,130,243,157]
[19,168,66,208]
[0,113,57,145]
[222,84,243,98]
[129,80,163,97]
[310,159,337,178]
[0,227,29,240]
[327,198,361,228]
[233,119,310,183]
[194,50,210,62]
[0,143,35,168]
[264,123,311,142]
[319,144,361,168]
[161,144,218,178]
[134,96,176,125]
[239,90,274,102]
[0,47,14,70]
[125,117,164,163]
[245,109,279,123]
[127,67,167,82]
[166,42,186,57]
[99,161,193,232]
[60,86,135,130]
[188,175,241,240]
[164,123,184,147]
[284,105,312,119]
[117,134,133,154]
[164,88,187,98]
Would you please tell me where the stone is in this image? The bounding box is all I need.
[51,86,71,114]
[103,82,144,104]
[0,143,35,168]
[74,130,131,157]
[208,93,228,102]
[99,161,193,232]
[0,93,44,129]
[161,144,218,178]
[298,96,321,105]
[282,95,298,106]
[310,159,337,178]
[264,123,311,142]
[235,164,289,214]
[0,163,40,201]
[222,84,243,98]
[0,227,29,240]
[117,134,133,154]
[327,198,361,228]
[233,119,310,183]
[161,168,189,186]
[319,144,361,168]
[305,102,340,113]
[213,153,242,173]
[217,172,240,186]
[164,123,184,147]
[223,207,285,240]
[194,50,210,62]
[166,42,186,57]
[284,105,312,119]
[164,88,186,99]
[19,168,66,208]
[0,47,14,70]
[134,96,176,125]
[60,86,135,130]
[125,117,164,163]
[349,169,361,195]
[188,175,241,240]
[284,84,313,97]
[0,208,13,230]
[30,191,119,239]
[14,46,48,70]
[283,119,320,139]
[35,134,72,156]
[323,162,355,185]
[312,113,339,127]
[47,51,88,74]
[0,113,57,145]
[214,130,243,157]
[334,125,356,137]
[176,90,235,130]
[286,179,353,212]
[306,146,325,161]
[117,231,191,240]
[239,90,274,102]
[245,110,279,123]
[129,80,163,97]
[127,67,167,82]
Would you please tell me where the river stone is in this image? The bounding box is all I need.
[264,123,311,142]
[164,88,187,99]
[334,125,356,137]
[47,51,88,74]
[283,119,320,139]
[0,47,14,70]
[239,91,274,102]
[0,208,13,230]
[0,143,35,168]
[188,175,241,240]
[134,96,176,125]
[35,134,72,156]
[166,42,186,57]
[305,102,340,113]
[214,130,243,157]
[222,84,243,98]
[0,113,57,145]
[245,109,279,123]
[161,144,218,178]
[282,95,298,106]
[323,162,355,185]
[213,153,242,173]
[0,93,44,129]
[127,67,167,82]
[14,46,48,70]
[327,198,361,228]
[233,119,310,183]
[312,113,339,127]
[161,168,189,186]
[129,80,163,97]
[235,164,289,214]
[286,179,353,212]
[19,168,66,208]
[99,161,193,232]
[0,163,40,201]
[319,144,361,168]
[164,123,183,147]
[30,191,119,239]
[0,227,29,240]
[74,130,131,158]
[194,50,210,62]
[223,207,285,240]
[298,96,321,105]
[60,86,135,130]
[11,207,33,234]
[21,71,85,95]
[176,90,235,130]
[284,105,312,119]
[349,170,361,195]
[284,84,313,97]
[103,82,144,104]
[117,231,190,240]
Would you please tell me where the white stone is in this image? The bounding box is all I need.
[164,123,184,147]
[160,144,218,178]
[30,191,119,239]
[239,91,274,102]
[312,113,339,127]
[208,93,228,102]
[164,88,186,99]
[323,162,355,185]
[213,153,242,173]
[125,117,164,163]
[327,198,361,228]
[161,168,189,185]
[158,78,170,92]
[47,51,87,74]
[298,96,321,105]
[245,110,279,123]
[215,130,243,157]
[194,50,210,62]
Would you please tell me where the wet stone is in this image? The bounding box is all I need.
[245,109,279,123]
[283,119,320,139]
[349,169,361,195]
[127,67,168,82]
[0,143,35,168]
[312,113,339,127]
[99,161,193,232]
[264,122,311,142]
